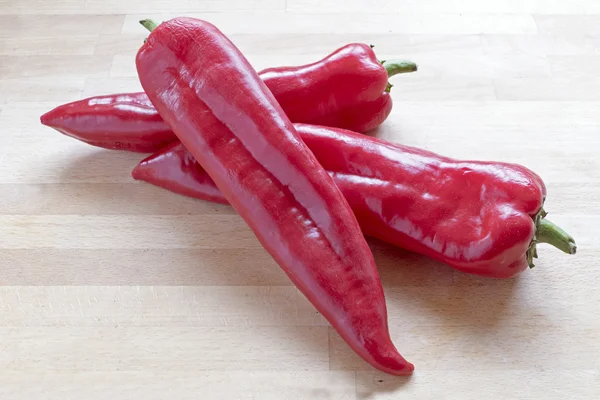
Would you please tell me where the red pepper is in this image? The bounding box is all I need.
[133,124,576,279]
[136,17,413,375]
[40,93,176,153]
[256,46,414,132]
[135,141,229,205]
[40,33,415,152]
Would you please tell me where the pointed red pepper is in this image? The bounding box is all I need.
[40,92,175,153]
[133,124,576,279]
[136,17,413,375]
[40,24,416,153]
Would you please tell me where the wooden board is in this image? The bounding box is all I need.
[1,1,598,398]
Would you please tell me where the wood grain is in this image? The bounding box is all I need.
[0,371,356,400]
[0,0,286,15]
[287,0,592,14]
[0,1,598,398]
[0,326,329,371]
[121,13,539,35]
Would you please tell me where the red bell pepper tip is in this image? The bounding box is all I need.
[387,358,415,376]
[358,348,414,376]
[378,361,415,376]
[40,109,57,127]
[131,143,170,181]
[131,160,148,181]
[348,334,414,375]
[351,344,414,376]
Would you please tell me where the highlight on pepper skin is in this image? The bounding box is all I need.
[37,15,577,377]
[135,16,414,376]
[39,41,418,152]
[132,123,577,280]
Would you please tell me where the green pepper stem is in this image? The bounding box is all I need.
[536,218,577,255]
[382,60,418,78]
[140,19,159,32]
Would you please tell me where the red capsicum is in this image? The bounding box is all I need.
[40,21,416,153]
[136,17,413,375]
[40,92,176,153]
[133,123,576,279]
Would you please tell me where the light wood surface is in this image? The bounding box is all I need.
[1,1,598,399]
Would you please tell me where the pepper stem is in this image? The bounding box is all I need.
[527,208,576,268]
[140,19,159,32]
[536,218,577,255]
[382,60,418,78]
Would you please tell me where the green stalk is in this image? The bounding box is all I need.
[536,218,577,255]
[140,19,159,32]
[382,60,418,78]
[381,60,417,92]
[527,209,576,268]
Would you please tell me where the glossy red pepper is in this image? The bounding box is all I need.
[40,92,176,152]
[256,47,414,132]
[40,28,416,152]
[136,17,413,376]
[133,123,576,279]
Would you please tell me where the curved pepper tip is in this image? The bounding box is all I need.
[364,342,415,376]
[400,361,415,375]
[40,109,54,127]
[131,160,149,181]
[380,359,415,376]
